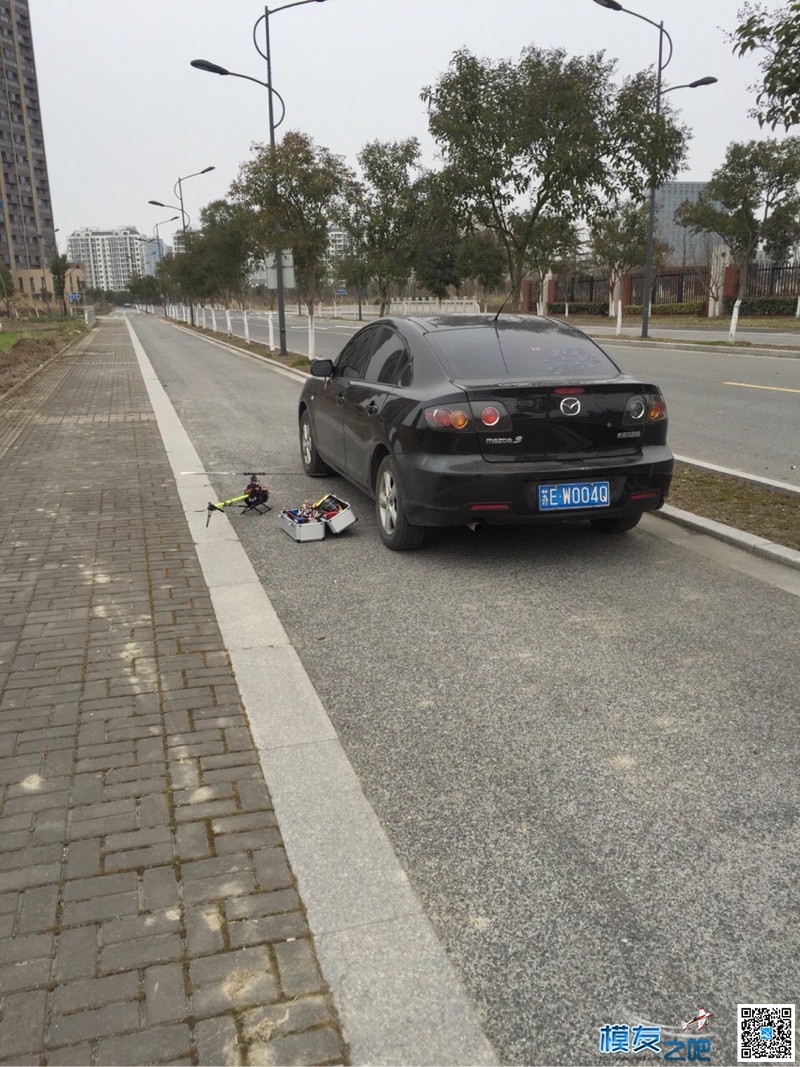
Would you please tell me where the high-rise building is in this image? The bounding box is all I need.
[0,0,57,302]
[66,227,147,292]
[654,181,709,265]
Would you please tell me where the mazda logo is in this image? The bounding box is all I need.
[560,397,581,416]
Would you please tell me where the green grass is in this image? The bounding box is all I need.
[0,331,20,351]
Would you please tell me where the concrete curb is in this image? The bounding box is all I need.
[673,454,800,497]
[589,333,800,359]
[655,504,800,571]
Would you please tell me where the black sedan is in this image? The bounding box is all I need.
[298,314,673,550]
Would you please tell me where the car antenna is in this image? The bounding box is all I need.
[493,276,521,322]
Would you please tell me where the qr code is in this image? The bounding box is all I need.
[739,1004,795,1062]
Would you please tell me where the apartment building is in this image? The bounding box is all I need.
[654,181,709,265]
[66,227,147,292]
[0,0,58,296]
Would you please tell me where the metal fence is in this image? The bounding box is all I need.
[555,262,800,307]
[553,276,609,304]
[629,268,709,305]
[744,263,800,297]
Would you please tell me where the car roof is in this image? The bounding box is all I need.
[400,313,589,339]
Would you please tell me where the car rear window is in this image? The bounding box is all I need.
[427,324,620,380]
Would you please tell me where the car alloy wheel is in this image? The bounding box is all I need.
[375,456,426,551]
[299,409,331,476]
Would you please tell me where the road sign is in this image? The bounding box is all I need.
[67,293,81,301]
[336,289,348,295]
[264,252,295,290]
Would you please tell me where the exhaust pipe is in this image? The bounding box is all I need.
[467,520,485,533]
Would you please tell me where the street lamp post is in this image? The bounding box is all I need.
[592,0,716,338]
[192,0,328,357]
[153,216,180,264]
[148,165,214,325]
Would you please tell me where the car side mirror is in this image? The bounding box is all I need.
[310,359,334,377]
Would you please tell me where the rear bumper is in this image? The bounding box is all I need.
[394,447,674,526]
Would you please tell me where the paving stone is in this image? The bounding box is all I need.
[48,1001,140,1046]
[51,971,139,1014]
[101,932,183,973]
[144,961,189,1025]
[43,1042,94,1065]
[228,911,308,949]
[246,1025,343,1066]
[273,938,325,997]
[251,849,294,892]
[225,888,301,922]
[184,903,225,956]
[97,1023,192,1066]
[0,988,47,1058]
[0,324,345,1065]
[194,1013,242,1066]
[54,925,99,980]
[240,995,333,1044]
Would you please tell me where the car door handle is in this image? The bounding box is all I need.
[335,392,346,404]
[366,401,379,415]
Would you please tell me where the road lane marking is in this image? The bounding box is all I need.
[724,381,800,394]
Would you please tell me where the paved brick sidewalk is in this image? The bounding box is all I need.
[0,320,348,1066]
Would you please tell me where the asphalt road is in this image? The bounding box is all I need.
[130,312,799,1067]
[596,343,800,487]
[184,308,800,488]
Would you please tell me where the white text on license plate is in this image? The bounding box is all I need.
[538,480,610,511]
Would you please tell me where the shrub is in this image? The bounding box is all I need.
[624,300,706,316]
[548,302,607,316]
[722,296,796,316]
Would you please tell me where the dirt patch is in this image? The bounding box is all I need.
[669,463,800,553]
[0,328,85,397]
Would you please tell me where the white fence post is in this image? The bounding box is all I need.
[243,310,250,343]
[268,311,275,350]
[211,309,217,332]
[308,315,315,360]
[225,309,232,335]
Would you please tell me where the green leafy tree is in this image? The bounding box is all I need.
[0,261,15,316]
[231,130,354,325]
[677,138,800,291]
[589,201,649,316]
[519,212,577,314]
[731,2,800,129]
[455,228,506,311]
[760,199,800,261]
[190,199,255,307]
[421,48,688,310]
[49,252,72,315]
[677,137,800,332]
[411,171,461,301]
[129,272,164,306]
[342,138,421,315]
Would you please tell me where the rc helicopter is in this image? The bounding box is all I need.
[182,470,272,526]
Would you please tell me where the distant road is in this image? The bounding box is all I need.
[149,309,800,488]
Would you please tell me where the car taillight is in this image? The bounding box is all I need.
[623,393,667,424]
[425,406,472,430]
[423,401,512,431]
[647,393,667,422]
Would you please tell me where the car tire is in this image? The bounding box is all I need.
[590,512,643,534]
[300,408,331,476]
[375,456,426,551]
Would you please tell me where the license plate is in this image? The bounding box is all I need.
[538,480,610,511]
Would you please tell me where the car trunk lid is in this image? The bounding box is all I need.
[454,379,647,462]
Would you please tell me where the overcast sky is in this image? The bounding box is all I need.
[30,0,782,250]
